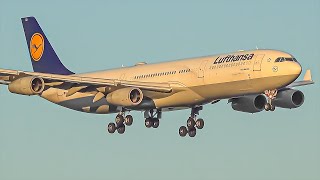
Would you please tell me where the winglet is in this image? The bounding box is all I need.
[284,69,314,88]
[303,69,312,81]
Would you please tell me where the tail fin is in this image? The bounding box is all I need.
[21,17,74,75]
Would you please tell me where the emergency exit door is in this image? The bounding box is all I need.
[198,60,208,78]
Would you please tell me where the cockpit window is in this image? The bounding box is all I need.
[285,58,298,62]
[275,57,298,62]
[275,57,285,62]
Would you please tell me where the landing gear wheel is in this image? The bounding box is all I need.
[115,115,124,125]
[265,103,271,111]
[179,106,204,137]
[188,127,197,137]
[117,125,126,134]
[145,118,153,128]
[144,109,162,129]
[107,123,116,134]
[196,118,204,129]
[270,105,276,111]
[179,126,188,137]
[264,89,278,112]
[124,115,133,126]
[152,118,160,128]
[187,117,195,128]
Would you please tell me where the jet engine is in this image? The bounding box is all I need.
[106,87,143,107]
[273,89,304,109]
[230,94,266,113]
[8,76,45,96]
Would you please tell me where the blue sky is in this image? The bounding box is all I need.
[0,1,319,180]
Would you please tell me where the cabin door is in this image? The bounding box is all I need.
[253,54,265,71]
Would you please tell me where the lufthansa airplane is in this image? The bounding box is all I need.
[0,17,314,137]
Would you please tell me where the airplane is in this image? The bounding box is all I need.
[0,17,314,137]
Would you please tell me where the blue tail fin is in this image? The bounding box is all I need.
[21,17,74,75]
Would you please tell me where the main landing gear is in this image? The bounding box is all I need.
[107,110,134,134]
[179,106,205,138]
[264,89,277,112]
[144,109,162,129]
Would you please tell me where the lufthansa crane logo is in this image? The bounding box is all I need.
[30,33,44,61]
[272,66,278,72]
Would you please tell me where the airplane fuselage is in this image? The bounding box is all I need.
[1,16,313,137]
[40,49,302,114]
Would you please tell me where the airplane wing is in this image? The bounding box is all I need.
[286,69,314,88]
[0,68,173,93]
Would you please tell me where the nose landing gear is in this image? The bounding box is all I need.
[264,89,277,111]
[179,106,204,137]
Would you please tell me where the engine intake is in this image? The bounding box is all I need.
[273,89,304,109]
[106,87,143,107]
[230,94,266,113]
[8,76,45,96]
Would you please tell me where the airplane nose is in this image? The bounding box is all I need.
[291,62,302,76]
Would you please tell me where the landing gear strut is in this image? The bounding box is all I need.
[144,109,162,129]
[264,89,277,111]
[179,106,204,137]
[107,110,133,134]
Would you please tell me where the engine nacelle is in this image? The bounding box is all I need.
[230,94,266,113]
[273,89,304,109]
[106,87,143,107]
[8,76,45,96]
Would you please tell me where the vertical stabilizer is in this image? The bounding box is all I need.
[21,17,74,75]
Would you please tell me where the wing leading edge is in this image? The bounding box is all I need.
[0,68,172,93]
[286,69,314,88]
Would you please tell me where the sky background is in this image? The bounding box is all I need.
[0,0,319,180]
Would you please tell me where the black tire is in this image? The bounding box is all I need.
[264,103,271,111]
[145,118,153,128]
[187,117,195,128]
[115,114,124,125]
[117,125,126,134]
[196,118,204,129]
[188,127,197,137]
[179,126,188,137]
[270,105,276,111]
[107,123,116,134]
[125,115,134,126]
[152,118,160,128]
